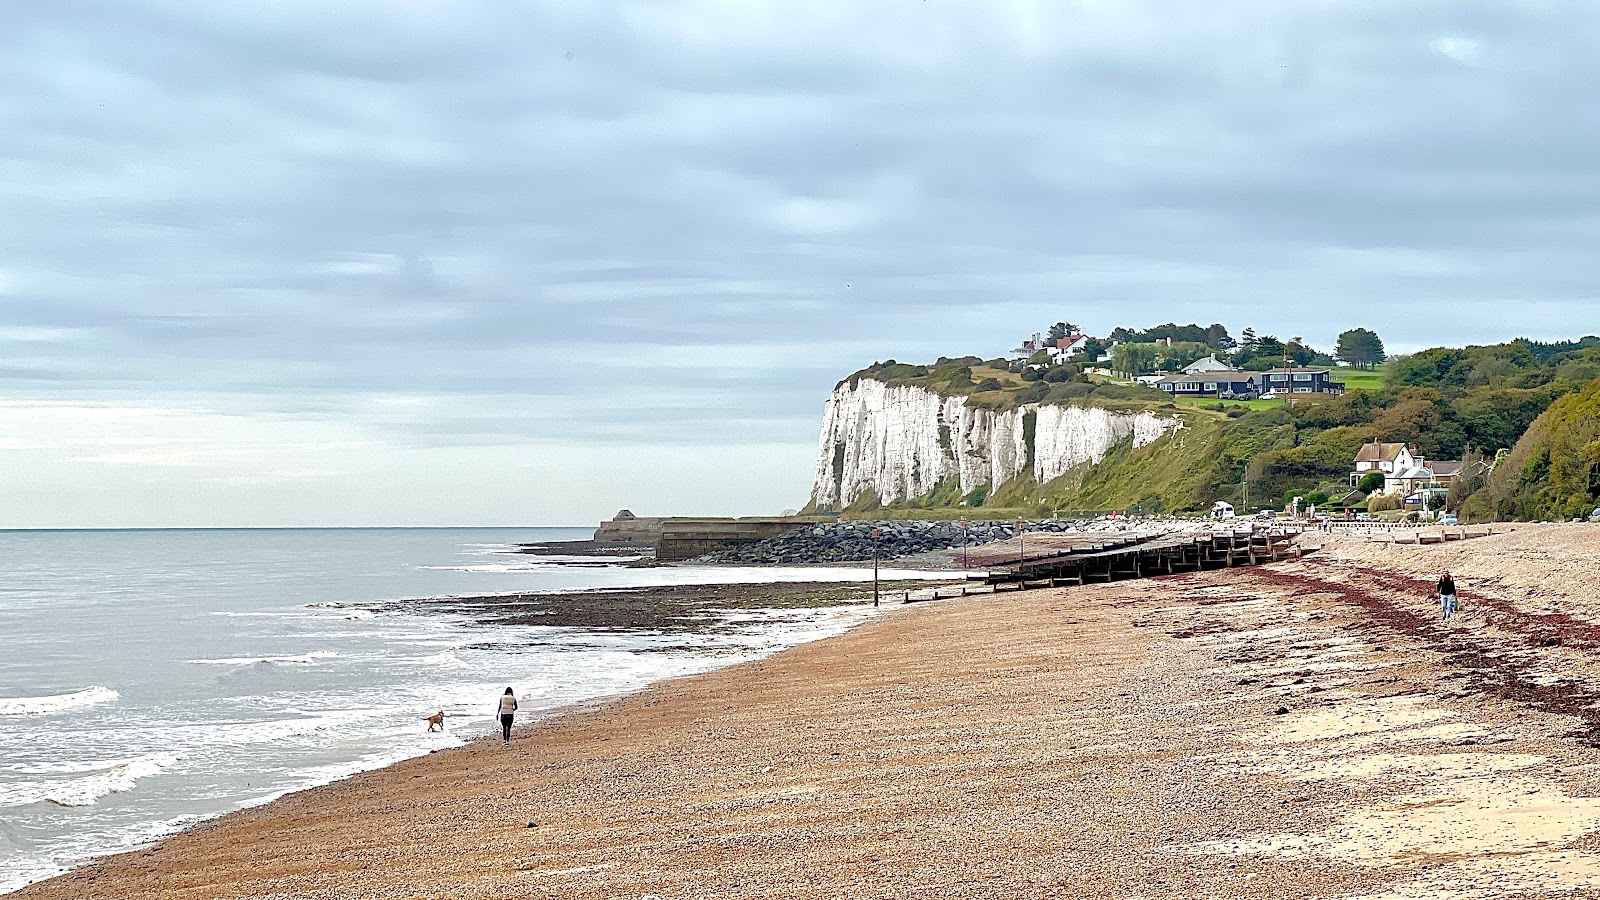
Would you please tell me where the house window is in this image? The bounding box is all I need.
[1271,374,1287,381]
[1203,382,1217,391]
[1293,373,1313,382]
[1294,387,1313,393]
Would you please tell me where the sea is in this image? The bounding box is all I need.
[0,527,947,892]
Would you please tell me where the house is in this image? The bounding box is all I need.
[1392,465,1448,506]
[1350,442,1422,492]
[1392,459,1488,507]
[1048,334,1089,364]
[1008,332,1053,361]
[1182,355,1232,375]
[1249,368,1345,397]
[1154,369,1257,399]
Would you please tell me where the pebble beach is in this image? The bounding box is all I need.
[16,523,1600,899]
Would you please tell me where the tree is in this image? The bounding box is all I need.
[1335,328,1387,370]
[1358,472,1385,493]
[1206,323,1236,350]
[1285,340,1316,367]
[1111,342,1160,377]
[1047,321,1077,342]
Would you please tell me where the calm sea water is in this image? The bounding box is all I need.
[0,528,942,892]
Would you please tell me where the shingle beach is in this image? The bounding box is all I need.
[18,524,1600,899]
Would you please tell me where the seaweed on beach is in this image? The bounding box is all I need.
[1249,567,1600,746]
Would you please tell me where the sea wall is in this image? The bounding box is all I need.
[809,379,1181,509]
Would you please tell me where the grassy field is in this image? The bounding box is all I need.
[1331,367,1384,391]
[1171,396,1285,411]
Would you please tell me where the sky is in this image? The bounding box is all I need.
[3,1,1599,527]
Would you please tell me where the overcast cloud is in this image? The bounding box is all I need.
[3,1,1598,526]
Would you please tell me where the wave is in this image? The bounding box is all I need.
[409,650,468,669]
[188,651,338,666]
[0,686,119,716]
[213,609,376,621]
[46,752,185,807]
[0,752,184,809]
[2,758,135,776]
[415,557,633,572]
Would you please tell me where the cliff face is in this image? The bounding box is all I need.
[809,378,1182,510]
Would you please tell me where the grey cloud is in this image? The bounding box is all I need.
[5,1,1600,453]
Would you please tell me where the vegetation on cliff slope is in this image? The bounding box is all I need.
[1462,377,1600,521]
[831,335,1600,520]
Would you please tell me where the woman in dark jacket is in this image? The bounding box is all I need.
[1438,572,1458,620]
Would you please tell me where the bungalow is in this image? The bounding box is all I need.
[1182,355,1233,375]
[1250,368,1345,397]
[1154,370,1257,399]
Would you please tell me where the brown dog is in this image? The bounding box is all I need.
[423,711,446,732]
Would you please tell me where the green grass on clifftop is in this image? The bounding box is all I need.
[843,358,1170,411]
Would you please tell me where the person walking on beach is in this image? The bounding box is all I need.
[496,687,518,745]
[1439,571,1458,621]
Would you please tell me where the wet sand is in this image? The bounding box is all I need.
[17,524,1600,899]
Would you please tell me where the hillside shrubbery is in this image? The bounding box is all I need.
[1463,378,1600,521]
[834,336,1600,519]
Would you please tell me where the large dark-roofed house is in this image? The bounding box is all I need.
[1249,368,1345,396]
[1155,370,1257,399]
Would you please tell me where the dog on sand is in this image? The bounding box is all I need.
[423,711,446,732]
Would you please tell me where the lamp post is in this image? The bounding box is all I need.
[960,518,969,570]
[870,527,881,607]
[1016,520,1025,570]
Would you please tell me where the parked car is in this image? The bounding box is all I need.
[1440,513,1458,526]
[1590,507,1600,522]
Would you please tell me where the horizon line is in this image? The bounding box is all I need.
[0,525,594,533]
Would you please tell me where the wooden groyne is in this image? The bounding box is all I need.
[984,525,1307,592]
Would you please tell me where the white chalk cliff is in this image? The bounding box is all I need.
[809,378,1181,509]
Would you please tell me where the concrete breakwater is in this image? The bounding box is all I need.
[696,520,1084,564]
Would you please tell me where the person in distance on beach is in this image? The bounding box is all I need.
[1439,571,1458,621]
[497,687,518,745]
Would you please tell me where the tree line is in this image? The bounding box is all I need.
[1036,320,1387,376]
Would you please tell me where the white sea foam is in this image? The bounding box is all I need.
[0,686,119,716]
[188,651,338,666]
[213,609,376,620]
[412,650,468,669]
[2,758,136,776]
[203,711,366,745]
[0,753,186,809]
[46,753,185,807]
